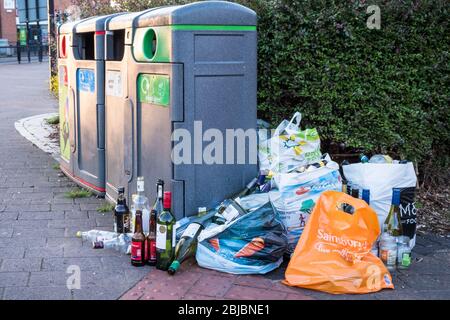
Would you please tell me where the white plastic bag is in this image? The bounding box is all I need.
[269,156,342,253]
[343,162,417,247]
[258,112,322,173]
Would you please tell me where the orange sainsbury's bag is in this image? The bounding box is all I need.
[283,191,394,294]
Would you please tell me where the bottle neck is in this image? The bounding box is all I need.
[157,184,163,200]
[117,193,125,205]
[137,180,144,196]
[392,190,401,206]
[135,212,143,233]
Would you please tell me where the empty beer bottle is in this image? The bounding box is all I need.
[114,187,130,234]
[383,188,403,236]
[131,210,146,267]
[168,221,205,275]
[156,191,176,271]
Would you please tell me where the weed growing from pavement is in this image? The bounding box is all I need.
[52,163,60,170]
[97,202,115,213]
[65,188,92,199]
[45,115,60,125]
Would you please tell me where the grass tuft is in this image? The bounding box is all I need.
[65,188,92,199]
[97,203,115,213]
[45,115,60,125]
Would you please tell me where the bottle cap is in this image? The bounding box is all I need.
[168,260,180,275]
[118,186,125,193]
[76,231,82,238]
[392,188,401,205]
[163,191,172,209]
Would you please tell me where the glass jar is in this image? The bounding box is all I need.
[397,236,412,269]
[379,233,397,271]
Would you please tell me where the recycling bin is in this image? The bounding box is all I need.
[105,1,258,219]
[58,14,123,195]
[57,19,86,188]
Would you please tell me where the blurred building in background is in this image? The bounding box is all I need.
[0,0,71,46]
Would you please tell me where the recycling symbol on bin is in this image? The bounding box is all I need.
[141,75,166,104]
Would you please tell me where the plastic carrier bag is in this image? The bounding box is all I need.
[343,162,418,248]
[258,112,322,173]
[269,156,342,253]
[284,191,394,294]
[196,202,288,275]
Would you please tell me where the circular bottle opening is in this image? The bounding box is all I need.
[60,35,67,58]
[142,28,157,60]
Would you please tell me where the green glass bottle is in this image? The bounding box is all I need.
[156,191,176,270]
[168,221,204,275]
[383,188,403,236]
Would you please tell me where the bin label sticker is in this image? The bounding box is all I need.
[138,74,170,107]
[106,70,123,97]
[58,65,70,161]
[77,69,95,93]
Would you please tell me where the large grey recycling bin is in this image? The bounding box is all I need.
[57,18,92,192]
[58,14,123,195]
[105,1,258,219]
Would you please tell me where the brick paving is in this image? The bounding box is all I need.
[0,63,449,300]
[120,234,450,300]
[0,63,148,300]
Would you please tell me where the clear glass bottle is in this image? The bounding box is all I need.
[379,233,397,272]
[130,176,151,234]
[397,236,411,269]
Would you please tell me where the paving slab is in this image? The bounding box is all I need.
[0,63,149,300]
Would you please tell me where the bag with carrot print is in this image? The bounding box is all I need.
[196,202,288,274]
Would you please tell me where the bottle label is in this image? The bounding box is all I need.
[401,252,411,267]
[183,223,201,238]
[149,239,156,260]
[222,205,239,222]
[137,181,144,192]
[156,224,167,250]
[131,241,143,261]
[380,248,396,266]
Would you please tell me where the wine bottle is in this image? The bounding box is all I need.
[232,177,258,199]
[168,221,204,275]
[156,191,176,271]
[383,188,403,236]
[211,198,247,225]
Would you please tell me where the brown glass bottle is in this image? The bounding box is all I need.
[131,210,146,267]
[147,209,157,266]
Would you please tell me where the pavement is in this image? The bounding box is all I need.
[1,62,449,300]
[0,62,148,300]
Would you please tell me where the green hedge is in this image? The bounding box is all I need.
[77,0,449,164]
[237,0,449,164]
